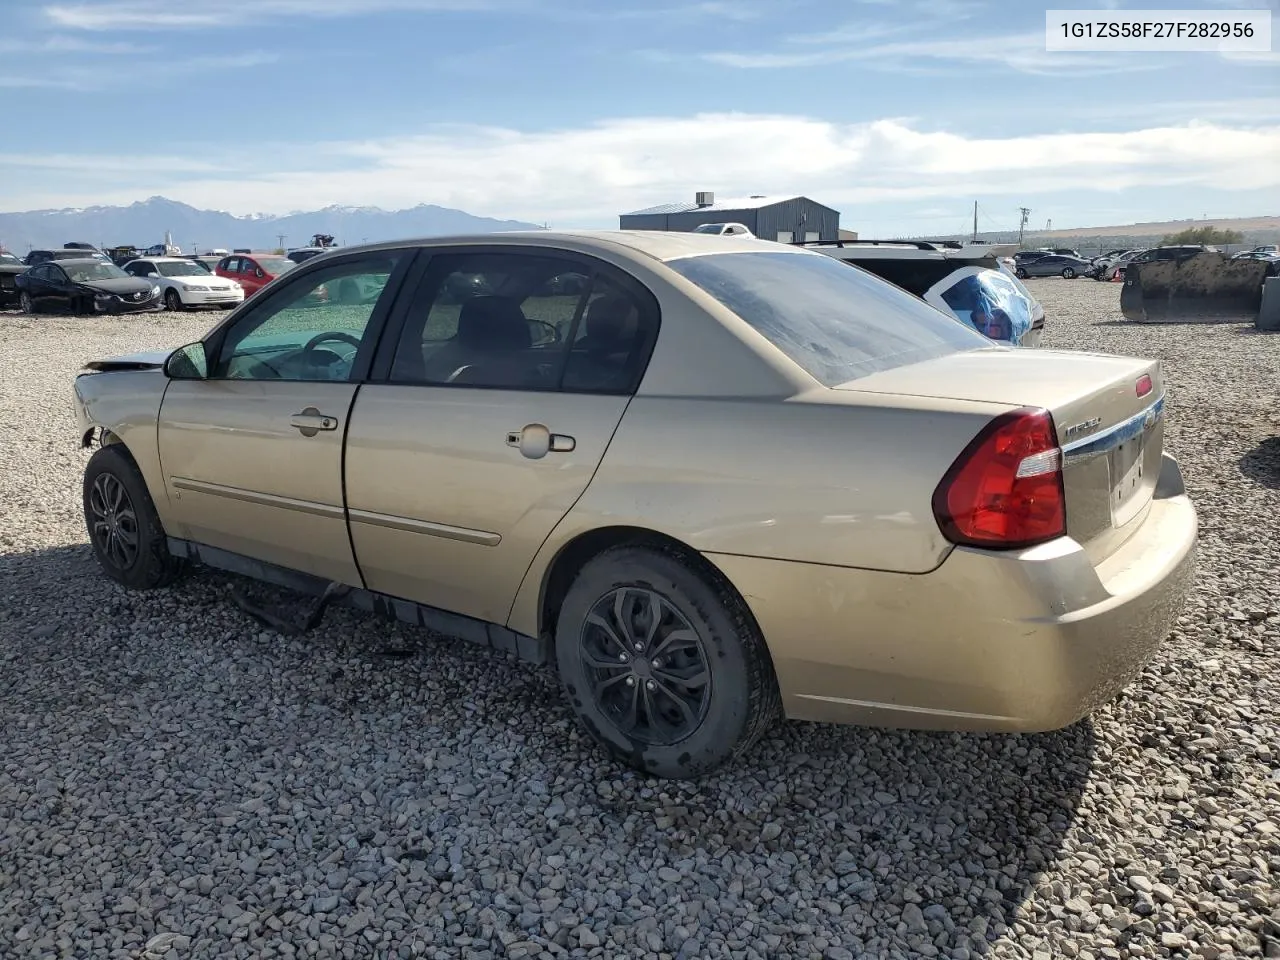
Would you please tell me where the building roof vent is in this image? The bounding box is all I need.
[695,191,715,207]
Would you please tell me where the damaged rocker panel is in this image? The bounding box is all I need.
[165,538,549,665]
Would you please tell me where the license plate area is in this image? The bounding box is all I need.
[1109,406,1160,526]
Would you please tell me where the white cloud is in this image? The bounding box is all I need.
[41,0,754,30]
[1221,50,1280,65]
[1,113,1276,225]
[0,36,154,54]
[703,30,1156,75]
[44,0,505,29]
[0,51,279,91]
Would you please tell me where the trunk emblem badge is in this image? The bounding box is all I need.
[1064,417,1102,441]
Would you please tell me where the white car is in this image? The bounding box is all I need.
[1092,249,1144,281]
[691,222,755,237]
[123,257,244,311]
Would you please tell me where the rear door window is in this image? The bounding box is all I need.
[667,250,988,387]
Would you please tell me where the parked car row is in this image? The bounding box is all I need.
[3,241,318,314]
[1009,243,1280,283]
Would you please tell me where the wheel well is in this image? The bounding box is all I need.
[90,428,134,464]
[538,525,758,642]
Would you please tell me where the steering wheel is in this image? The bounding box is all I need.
[305,331,362,352]
[527,319,560,346]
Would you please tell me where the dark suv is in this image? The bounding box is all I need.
[25,248,112,267]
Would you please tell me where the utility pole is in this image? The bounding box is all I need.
[1046,218,1052,232]
[972,201,978,242]
[276,233,287,251]
[1018,207,1031,247]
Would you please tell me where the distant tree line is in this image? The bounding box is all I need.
[1159,225,1245,246]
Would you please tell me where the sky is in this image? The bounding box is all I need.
[0,0,1277,236]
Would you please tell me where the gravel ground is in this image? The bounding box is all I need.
[1,283,1278,960]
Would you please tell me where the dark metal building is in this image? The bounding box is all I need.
[619,192,840,242]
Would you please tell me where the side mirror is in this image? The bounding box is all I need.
[165,341,208,380]
[256,269,265,278]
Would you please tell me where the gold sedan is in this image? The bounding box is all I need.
[72,231,1197,779]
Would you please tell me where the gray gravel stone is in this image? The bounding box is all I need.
[1,283,1278,959]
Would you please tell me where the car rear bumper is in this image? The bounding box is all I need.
[707,452,1197,732]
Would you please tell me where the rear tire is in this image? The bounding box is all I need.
[555,544,780,779]
[1062,267,1076,279]
[164,288,184,311]
[83,445,186,590]
[19,291,35,314]
[1015,268,1028,279]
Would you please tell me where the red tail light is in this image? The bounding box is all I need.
[932,408,1066,550]
[1135,374,1152,398]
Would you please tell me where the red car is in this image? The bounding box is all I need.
[214,253,297,298]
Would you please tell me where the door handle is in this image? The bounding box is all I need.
[506,424,575,459]
[290,407,338,437]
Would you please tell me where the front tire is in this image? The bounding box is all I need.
[83,444,186,589]
[164,288,184,311]
[1015,268,1028,279]
[19,291,35,314]
[1062,267,1076,279]
[555,545,780,779]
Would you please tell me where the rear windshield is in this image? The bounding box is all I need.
[667,251,987,386]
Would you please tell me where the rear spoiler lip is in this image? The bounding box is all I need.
[1061,394,1164,465]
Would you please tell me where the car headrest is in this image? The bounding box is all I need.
[456,296,531,351]
[583,294,638,345]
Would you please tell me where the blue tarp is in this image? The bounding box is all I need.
[933,269,1035,345]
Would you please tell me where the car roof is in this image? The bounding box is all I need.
[44,257,112,267]
[808,245,948,261]
[326,229,814,264]
[132,255,198,262]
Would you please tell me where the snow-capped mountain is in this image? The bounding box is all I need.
[0,196,544,253]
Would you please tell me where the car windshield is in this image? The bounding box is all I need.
[257,258,294,274]
[0,253,19,264]
[667,250,988,387]
[66,262,129,282]
[156,261,207,277]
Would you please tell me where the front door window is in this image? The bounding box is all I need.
[213,254,404,382]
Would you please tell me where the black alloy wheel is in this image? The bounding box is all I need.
[578,586,712,746]
[88,471,140,571]
[555,544,781,778]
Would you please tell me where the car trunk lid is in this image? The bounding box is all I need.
[837,348,1165,561]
